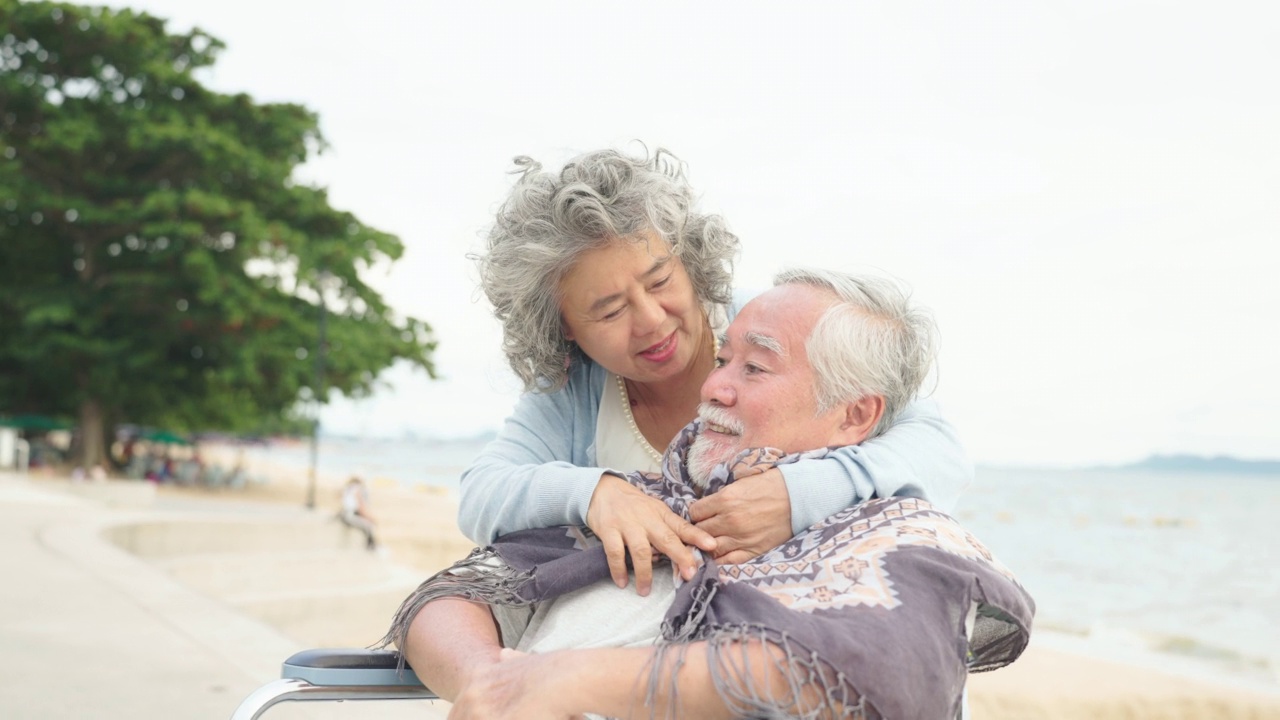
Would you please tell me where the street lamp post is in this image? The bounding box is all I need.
[305,272,330,510]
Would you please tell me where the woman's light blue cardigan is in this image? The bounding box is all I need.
[458,294,973,544]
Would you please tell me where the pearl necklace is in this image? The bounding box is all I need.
[617,373,666,467]
[616,333,720,468]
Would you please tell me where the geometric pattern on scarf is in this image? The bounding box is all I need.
[724,497,1024,613]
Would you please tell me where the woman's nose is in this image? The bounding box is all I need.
[632,293,665,336]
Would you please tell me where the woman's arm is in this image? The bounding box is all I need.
[689,398,972,562]
[457,373,605,544]
[457,363,714,589]
[781,397,972,530]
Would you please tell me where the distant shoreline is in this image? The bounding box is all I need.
[977,454,1280,475]
[1112,454,1280,475]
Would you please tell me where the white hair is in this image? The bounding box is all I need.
[773,268,938,438]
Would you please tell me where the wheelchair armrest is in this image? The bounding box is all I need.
[231,648,438,719]
[282,648,426,688]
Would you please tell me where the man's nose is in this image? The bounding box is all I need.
[700,366,735,406]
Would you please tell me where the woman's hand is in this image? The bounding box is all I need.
[689,468,792,564]
[587,474,717,594]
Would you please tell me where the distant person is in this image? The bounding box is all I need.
[385,270,1033,718]
[72,464,107,482]
[340,476,378,550]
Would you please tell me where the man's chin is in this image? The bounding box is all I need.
[686,435,736,490]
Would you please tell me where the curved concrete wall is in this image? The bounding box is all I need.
[106,516,427,648]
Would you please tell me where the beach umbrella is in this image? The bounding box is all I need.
[139,429,192,446]
[0,414,74,431]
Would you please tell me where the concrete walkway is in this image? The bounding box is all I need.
[0,471,448,720]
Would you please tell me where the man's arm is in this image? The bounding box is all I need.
[448,642,840,720]
[401,597,505,703]
[356,487,376,522]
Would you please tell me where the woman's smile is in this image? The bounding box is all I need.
[637,332,678,363]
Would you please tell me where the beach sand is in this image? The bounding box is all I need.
[57,445,1280,719]
[968,648,1280,719]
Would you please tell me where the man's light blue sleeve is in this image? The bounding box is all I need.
[456,384,604,545]
[778,398,973,534]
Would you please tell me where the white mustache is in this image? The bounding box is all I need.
[696,403,743,436]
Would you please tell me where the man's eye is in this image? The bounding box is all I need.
[744,363,764,374]
[713,356,727,368]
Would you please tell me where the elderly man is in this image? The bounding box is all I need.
[385,269,1032,719]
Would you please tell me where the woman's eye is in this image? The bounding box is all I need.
[602,307,624,321]
[651,275,672,290]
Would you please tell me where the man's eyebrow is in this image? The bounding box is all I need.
[587,255,672,314]
[744,331,786,356]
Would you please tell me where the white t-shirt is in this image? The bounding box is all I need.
[515,376,677,653]
[341,483,366,516]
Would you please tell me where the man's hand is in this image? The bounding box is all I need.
[586,474,717,595]
[689,468,792,564]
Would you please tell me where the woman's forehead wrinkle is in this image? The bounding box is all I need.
[643,254,673,276]
[587,291,625,315]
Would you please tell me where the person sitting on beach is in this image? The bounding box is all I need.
[383,270,1034,719]
[339,476,378,551]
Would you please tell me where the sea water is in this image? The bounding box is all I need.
[957,466,1280,688]
[240,434,493,491]
[244,437,1280,688]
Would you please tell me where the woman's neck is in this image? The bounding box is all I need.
[624,322,717,449]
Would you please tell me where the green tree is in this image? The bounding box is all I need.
[0,1,437,467]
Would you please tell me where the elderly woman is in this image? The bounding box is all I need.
[401,147,972,700]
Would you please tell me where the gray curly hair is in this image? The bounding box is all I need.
[774,268,938,439]
[474,147,740,391]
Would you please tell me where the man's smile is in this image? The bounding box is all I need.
[698,404,743,437]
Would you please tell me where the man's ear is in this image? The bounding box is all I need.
[837,395,885,446]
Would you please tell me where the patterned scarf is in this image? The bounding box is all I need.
[381,420,1035,719]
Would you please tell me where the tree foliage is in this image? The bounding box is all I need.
[0,1,436,464]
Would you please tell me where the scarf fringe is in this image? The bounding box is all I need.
[655,574,870,719]
[648,624,871,720]
[374,547,535,670]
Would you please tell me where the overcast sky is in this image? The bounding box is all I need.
[100,1,1280,466]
